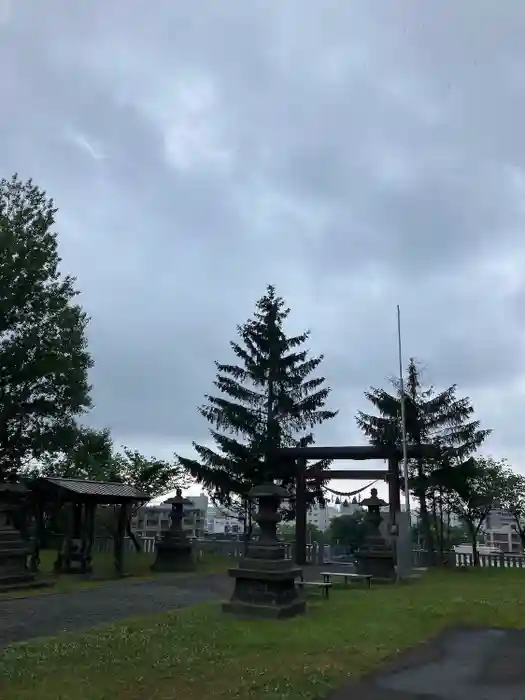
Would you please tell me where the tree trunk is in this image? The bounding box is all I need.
[431,492,439,547]
[438,487,445,556]
[520,531,525,554]
[415,456,435,560]
[417,489,435,560]
[470,525,479,566]
[243,500,252,555]
[445,504,451,550]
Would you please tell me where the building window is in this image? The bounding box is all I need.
[493,534,508,542]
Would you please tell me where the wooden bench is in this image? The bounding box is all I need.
[320,571,372,588]
[297,580,332,599]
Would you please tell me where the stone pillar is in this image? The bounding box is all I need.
[151,490,195,572]
[223,483,306,619]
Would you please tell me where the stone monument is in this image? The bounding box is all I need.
[223,483,306,619]
[150,489,195,572]
[354,488,396,580]
[0,483,36,590]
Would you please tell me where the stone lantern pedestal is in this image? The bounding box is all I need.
[0,483,35,590]
[151,489,195,572]
[222,483,305,619]
[354,488,396,581]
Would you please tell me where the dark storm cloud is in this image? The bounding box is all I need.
[2,0,525,480]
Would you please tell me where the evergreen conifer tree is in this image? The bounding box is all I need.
[355,358,490,551]
[177,285,338,512]
[0,175,93,481]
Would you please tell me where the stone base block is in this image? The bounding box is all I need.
[222,598,306,619]
[354,551,396,580]
[223,564,306,619]
[150,543,195,572]
[0,529,34,589]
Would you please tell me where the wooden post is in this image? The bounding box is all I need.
[72,502,82,538]
[388,455,404,577]
[114,503,127,577]
[295,458,307,566]
[387,456,401,520]
[85,501,96,573]
[63,502,74,571]
[29,499,44,574]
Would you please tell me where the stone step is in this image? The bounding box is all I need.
[0,530,24,541]
[0,547,29,556]
[0,579,51,594]
[0,543,27,552]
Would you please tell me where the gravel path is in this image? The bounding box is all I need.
[0,573,232,648]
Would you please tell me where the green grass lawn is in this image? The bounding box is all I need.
[0,549,233,599]
[1,567,524,700]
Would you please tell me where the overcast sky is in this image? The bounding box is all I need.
[2,2,525,502]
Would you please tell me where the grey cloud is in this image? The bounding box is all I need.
[2,1,525,476]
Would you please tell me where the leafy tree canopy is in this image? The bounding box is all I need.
[36,425,188,500]
[327,511,368,551]
[111,446,190,499]
[0,175,93,481]
[39,426,116,481]
[436,456,507,564]
[493,463,525,549]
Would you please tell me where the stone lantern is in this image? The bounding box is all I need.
[151,489,195,572]
[0,483,36,590]
[354,488,396,580]
[222,482,306,619]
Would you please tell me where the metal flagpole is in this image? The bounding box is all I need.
[397,305,411,527]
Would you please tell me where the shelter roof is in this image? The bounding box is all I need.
[27,477,150,504]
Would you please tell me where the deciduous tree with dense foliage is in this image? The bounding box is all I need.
[34,426,188,549]
[498,465,525,552]
[356,358,490,554]
[433,456,507,565]
[328,511,368,552]
[0,175,92,481]
[177,285,338,517]
[110,446,190,551]
[39,426,116,480]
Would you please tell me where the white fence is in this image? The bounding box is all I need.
[455,551,525,568]
[412,548,525,569]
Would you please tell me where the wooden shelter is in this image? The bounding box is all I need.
[26,477,149,576]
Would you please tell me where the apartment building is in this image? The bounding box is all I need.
[206,505,244,535]
[279,502,340,534]
[483,509,522,553]
[131,493,208,539]
[307,502,340,531]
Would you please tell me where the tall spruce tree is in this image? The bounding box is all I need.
[355,358,490,552]
[0,175,93,481]
[177,285,338,512]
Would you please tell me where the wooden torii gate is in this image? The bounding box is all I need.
[275,444,440,565]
